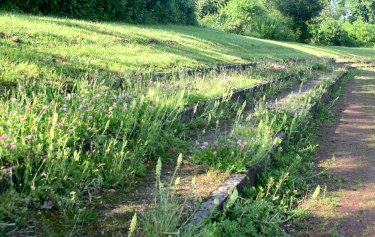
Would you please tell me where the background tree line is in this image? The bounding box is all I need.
[1,0,197,24]
[198,0,375,46]
[1,0,374,46]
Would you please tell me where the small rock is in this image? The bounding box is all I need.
[12,36,21,43]
[40,200,54,210]
[147,38,158,44]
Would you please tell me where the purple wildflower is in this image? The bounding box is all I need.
[11,144,16,151]
[79,103,90,111]
[4,144,10,149]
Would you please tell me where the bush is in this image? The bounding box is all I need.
[197,0,219,18]
[200,0,297,41]
[3,0,197,24]
[309,18,354,46]
[309,17,375,47]
[245,10,298,41]
[343,19,375,47]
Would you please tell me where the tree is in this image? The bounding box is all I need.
[347,0,375,23]
[273,0,326,41]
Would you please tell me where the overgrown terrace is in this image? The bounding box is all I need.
[0,58,346,235]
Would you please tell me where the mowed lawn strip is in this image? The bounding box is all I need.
[2,13,374,86]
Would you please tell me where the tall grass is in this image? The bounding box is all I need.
[0,59,326,234]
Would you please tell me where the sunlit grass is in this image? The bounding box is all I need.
[0,12,309,85]
[257,38,375,61]
[1,12,374,87]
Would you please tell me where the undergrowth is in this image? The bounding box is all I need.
[131,70,352,237]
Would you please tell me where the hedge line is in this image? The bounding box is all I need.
[2,0,197,24]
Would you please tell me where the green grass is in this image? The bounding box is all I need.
[258,39,375,62]
[1,12,374,86]
[0,11,373,236]
[0,59,320,234]
[185,73,353,237]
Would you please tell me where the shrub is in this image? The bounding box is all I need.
[245,10,298,41]
[309,17,375,47]
[309,18,354,46]
[200,0,297,41]
[343,19,375,47]
[197,0,219,18]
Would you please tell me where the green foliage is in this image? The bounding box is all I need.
[245,10,298,41]
[197,196,286,237]
[3,0,196,24]
[199,0,375,45]
[197,0,230,18]
[309,18,354,46]
[273,0,325,22]
[187,67,346,237]
[0,77,186,226]
[192,138,254,172]
[218,0,266,34]
[345,0,375,24]
[200,0,297,41]
[273,0,325,41]
[0,192,31,230]
[309,17,375,46]
[138,155,192,236]
[343,19,375,46]
[197,0,219,18]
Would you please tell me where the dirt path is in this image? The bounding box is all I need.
[295,65,375,237]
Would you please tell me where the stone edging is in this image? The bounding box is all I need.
[179,73,300,120]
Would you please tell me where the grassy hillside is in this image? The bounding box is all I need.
[1,12,374,86]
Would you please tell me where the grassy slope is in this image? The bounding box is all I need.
[0,12,374,85]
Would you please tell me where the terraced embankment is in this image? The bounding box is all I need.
[0,59,323,236]
[0,58,351,236]
[183,66,349,231]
